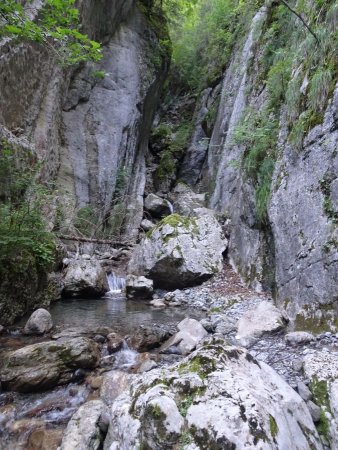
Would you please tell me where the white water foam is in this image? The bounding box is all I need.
[107,272,126,293]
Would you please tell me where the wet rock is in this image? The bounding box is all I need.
[127,324,175,352]
[137,359,158,373]
[100,370,131,406]
[236,301,288,346]
[160,318,208,356]
[140,219,155,232]
[307,400,321,423]
[93,334,105,344]
[63,260,109,298]
[23,308,53,335]
[0,337,100,393]
[103,342,322,449]
[285,331,314,346]
[27,428,63,450]
[87,375,103,390]
[150,298,166,308]
[107,333,124,354]
[60,400,109,450]
[126,275,153,299]
[144,193,172,219]
[128,211,227,290]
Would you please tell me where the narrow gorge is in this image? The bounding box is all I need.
[0,0,337,449]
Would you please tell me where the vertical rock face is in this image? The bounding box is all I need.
[200,6,271,291]
[60,3,169,238]
[0,0,168,238]
[270,89,338,316]
[194,3,337,314]
[0,0,169,323]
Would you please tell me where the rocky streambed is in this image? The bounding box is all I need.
[1,265,338,449]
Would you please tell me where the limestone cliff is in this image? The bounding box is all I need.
[0,0,169,324]
[179,2,337,318]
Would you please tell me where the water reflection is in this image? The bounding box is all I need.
[48,295,202,335]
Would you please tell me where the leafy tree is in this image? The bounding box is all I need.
[0,142,55,269]
[0,0,102,65]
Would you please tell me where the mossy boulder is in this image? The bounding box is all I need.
[103,341,322,449]
[0,337,100,393]
[128,211,227,289]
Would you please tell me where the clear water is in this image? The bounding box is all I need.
[47,294,202,335]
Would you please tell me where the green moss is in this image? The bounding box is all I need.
[149,403,166,420]
[294,313,338,334]
[178,393,194,417]
[269,415,278,439]
[178,354,216,380]
[310,378,332,441]
[210,307,221,313]
[147,214,197,240]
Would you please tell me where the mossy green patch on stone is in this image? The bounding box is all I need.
[178,393,194,417]
[310,377,332,442]
[146,214,198,240]
[269,415,278,439]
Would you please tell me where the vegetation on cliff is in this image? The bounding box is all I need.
[0,0,102,65]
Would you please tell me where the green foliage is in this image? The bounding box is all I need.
[90,70,106,80]
[0,142,55,269]
[232,108,278,225]
[307,68,333,112]
[154,121,192,182]
[0,0,102,65]
[168,0,262,91]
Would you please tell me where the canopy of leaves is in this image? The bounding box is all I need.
[0,0,102,65]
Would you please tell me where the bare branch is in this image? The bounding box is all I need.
[279,0,320,45]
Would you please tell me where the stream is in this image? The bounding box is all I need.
[0,278,203,450]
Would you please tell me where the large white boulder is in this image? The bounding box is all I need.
[236,301,288,346]
[128,212,227,289]
[63,260,109,298]
[103,341,322,450]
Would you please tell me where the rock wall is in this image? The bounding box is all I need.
[186,3,337,316]
[0,0,169,324]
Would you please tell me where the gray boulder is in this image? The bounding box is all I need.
[285,331,314,346]
[63,260,109,298]
[23,308,53,335]
[140,219,155,232]
[126,275,153,299]
[60,400,109,450]
[128,212,227,289]
[0,337,100,392]
[103,342,322,450]
[144,193,172,218]
[160,318,208,355]
[236,301,288,346]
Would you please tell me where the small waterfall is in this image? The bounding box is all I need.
[113,341,138,370]
[107,272,126,293]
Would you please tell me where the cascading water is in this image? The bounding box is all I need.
[107,272,126,294]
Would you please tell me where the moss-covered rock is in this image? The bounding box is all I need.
[128,211,227,289]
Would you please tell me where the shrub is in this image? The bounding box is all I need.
[0,142,55,269]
